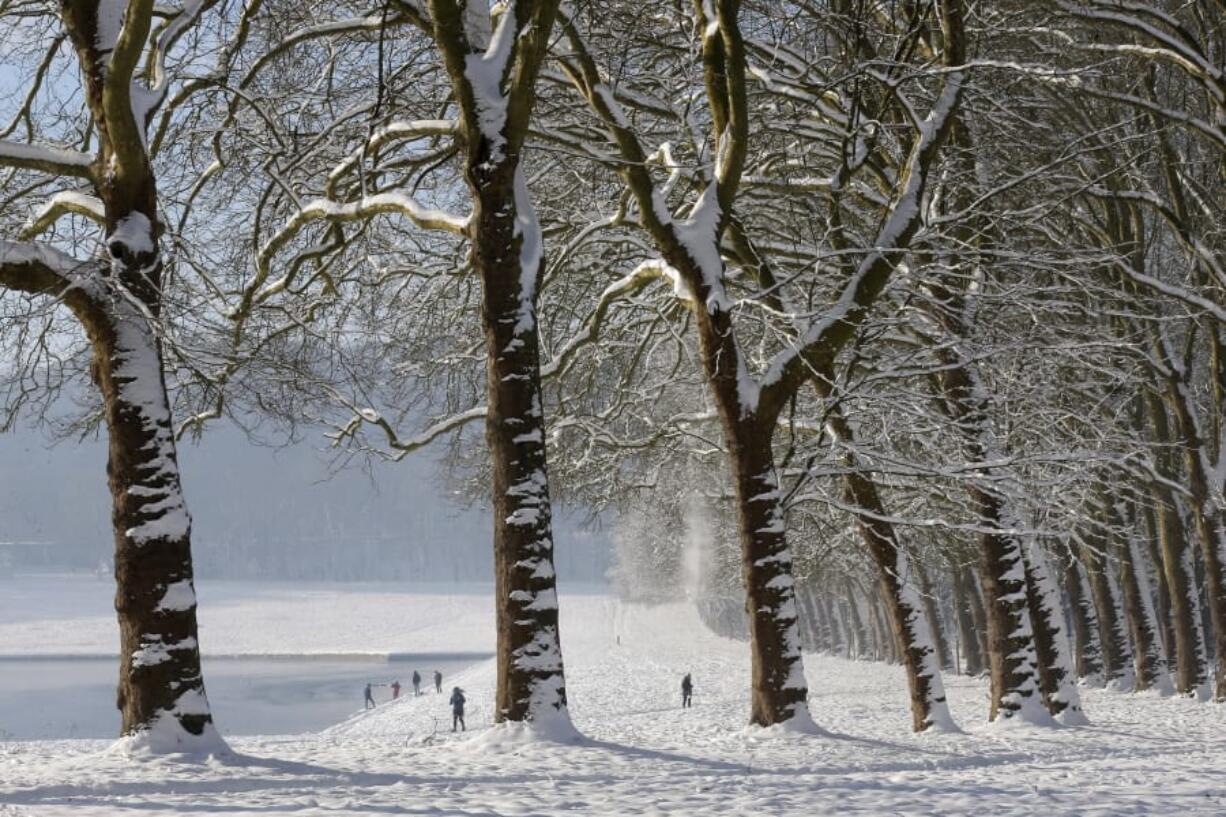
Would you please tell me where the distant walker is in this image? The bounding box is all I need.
[434,669,443,693]
[681,673,693,708]
[450,686,466,731]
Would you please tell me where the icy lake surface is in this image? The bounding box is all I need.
[0,575,501,740]
[0,654,489,740]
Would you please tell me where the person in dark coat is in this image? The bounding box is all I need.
[681,673,693,708]
[412,670,421,696]
[364,682,376,709]
[391,680,401,699]
[450,686,466,731]
[434,669,443,693]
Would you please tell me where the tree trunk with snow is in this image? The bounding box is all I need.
[430,0,570,725]
[92,287,217,743]
[1139,499,1177,669]
[929,348,1046,720]
[1065,559,1104,683]
[1079,521,1134,689]
[1,244,218,747]
[977,511,1046,722]
[1163,370,1226,700]
[814,375,952,729]
[915,559,953,671]
[952,561,985,675]
[0,0,222,749]
[1155,494,1209,694]
[1119,531,1168,692]
[723,422,811,725]
[965,565,991,674]
[1022,544,1086,723]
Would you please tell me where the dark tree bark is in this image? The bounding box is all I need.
[915,559,954,671]
[1144,390,1208,693]
[1118,532,1166,692]
[430,0,570,726]
[0,0,224,749]
[965,565,992,674]
[1162,366,1226,700]
[1140,497,1177,668]
[951,561,984,675]
[724,423,811,724]
[1079,520,1134,688]
[1021,545,1085,722]
[1065,559,1104,683]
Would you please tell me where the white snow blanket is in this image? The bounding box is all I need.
[1,578,1224,815]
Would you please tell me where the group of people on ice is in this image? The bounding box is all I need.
[364,668,445,709]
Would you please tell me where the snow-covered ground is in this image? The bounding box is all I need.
[2,577,1225,816]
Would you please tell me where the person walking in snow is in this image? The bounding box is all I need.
[434,669,443,693]
[450,686,467,731]
[364,682,376,709]
[681,673,693,708]
[412,670,422,696]
[391,680,401,700]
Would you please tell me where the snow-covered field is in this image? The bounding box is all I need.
[2,577,1225,816]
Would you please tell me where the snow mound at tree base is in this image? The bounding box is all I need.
[750,706,823,736]
[462,709,583,752]
[106,716,231,757]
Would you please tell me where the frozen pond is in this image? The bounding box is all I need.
[0,653,489,740]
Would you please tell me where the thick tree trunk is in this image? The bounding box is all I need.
[845,484,954,727]
[1021,544,1086,723]
[470,163,569,726]
[45,0,221,752]
[724,424,810,726]
[87,280,220,750]
[931,337,1047,721]
[976,511,1048,723]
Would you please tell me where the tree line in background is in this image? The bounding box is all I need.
[0,0,1222,749]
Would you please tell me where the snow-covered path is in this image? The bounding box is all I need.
[2,586,1225,816]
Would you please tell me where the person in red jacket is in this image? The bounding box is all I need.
[391,680,401,700]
